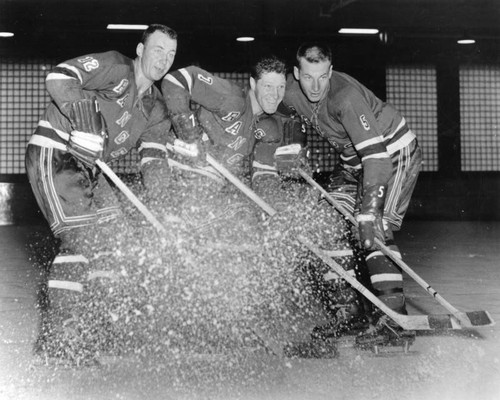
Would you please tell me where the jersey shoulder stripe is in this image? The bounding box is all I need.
[165,68,193,92]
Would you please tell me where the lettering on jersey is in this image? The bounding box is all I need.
[221,111,241,122]
[226,153,244,165]
[113,79,129,95]
[197,74,213,85]
[225,121,242,135]
[116,93,129,108]
[360,114,371,131]
[114,131,129,145]
[228,136,247,151]
[110,148,128,159]
[116,111,132,128]
[254,128,266,140]
[77,56,99,72]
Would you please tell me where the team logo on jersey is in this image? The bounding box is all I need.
[110,148,128,159]
[359,115,370,130]
[225,121,242,135]
[113,79,129,94]
[77,56,99,72]
[226,153,244,165]
[197,74,213,85]
[228,136,247,151]
[221,111,240,122]
[254,128,266,140]
[328,138,340,149]
[116,111,132,128]
[114,131,129,144]
[116,93,129,108]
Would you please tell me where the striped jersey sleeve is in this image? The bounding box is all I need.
[162,66,246,116]
[45,51,128,110]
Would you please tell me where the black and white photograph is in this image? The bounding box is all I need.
[0,1,499,399]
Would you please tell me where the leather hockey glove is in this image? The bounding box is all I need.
[66,97,106,166]
[356,184,387,250]
[170,112,205,143]
[274,143,309,175]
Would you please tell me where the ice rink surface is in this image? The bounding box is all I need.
[1,221,499,400]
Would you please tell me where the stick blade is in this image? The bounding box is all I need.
[466,310,495,327]
[396,311,495,331]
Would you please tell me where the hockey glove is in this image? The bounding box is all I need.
[356,184,387,250]
[66,97,106,166]
[170,112,205,143]
[274,144,308,175]
[172,138,200,158]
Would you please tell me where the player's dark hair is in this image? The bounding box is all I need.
[141,24,178,44]
[251,55,287,81]
[296,42,332,66]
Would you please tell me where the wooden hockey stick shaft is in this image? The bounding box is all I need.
[206,154,278,217]
[96,160,167,234]
[296,168,477,327]
[205,156,493,329]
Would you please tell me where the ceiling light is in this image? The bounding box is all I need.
[236,36,255,42]
[0,32,14,37]
[457,38,476,45]
[338,28,379,35]
[107,24,148,30]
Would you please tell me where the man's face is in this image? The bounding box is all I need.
[137,31,177,82]
[252,71,286,114]
[294,58,332,103]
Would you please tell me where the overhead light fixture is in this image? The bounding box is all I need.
[107,24,148,30]
[236,36,255,42]
[338,28,379,35]
[457,38,476,45]
[0,32,14,37]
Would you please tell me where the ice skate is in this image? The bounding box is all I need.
[355,314,416,355]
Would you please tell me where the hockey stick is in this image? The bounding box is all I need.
[206,155,493,330]
[96,160,168,234]
[205,154,278,217]
[296,168,494,328]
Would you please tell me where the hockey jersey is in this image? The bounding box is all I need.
[162,66,280,176]
[283,71,416,189]
[30,50,170,165]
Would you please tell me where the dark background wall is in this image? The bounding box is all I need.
[1,10,499,224]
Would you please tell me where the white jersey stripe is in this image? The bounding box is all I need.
[46,72,79,82]
[37,120,70,141]
[54,63,84,84]
[138,141,167,152]
[362,152,391,162]
[29,134,68,151]
[252,161,277,172]
[386,130,416,154]
[370,273,403,284]
[179,68,193,92]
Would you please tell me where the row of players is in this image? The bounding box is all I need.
[25,24,422,360]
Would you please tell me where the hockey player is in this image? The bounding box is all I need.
[161,56,289,185]
[25,24,178,362]
[163,57,358,358]
[282,42,422,342]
